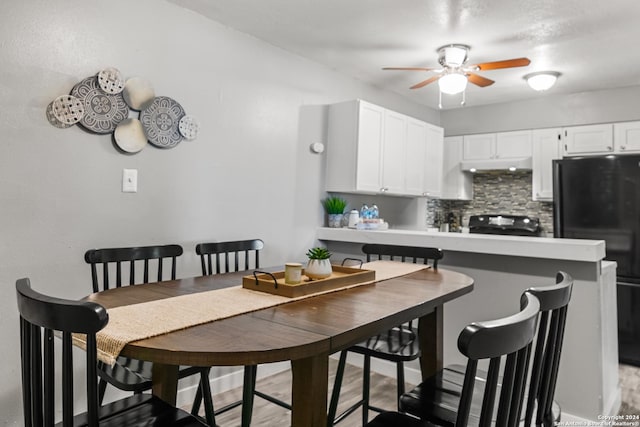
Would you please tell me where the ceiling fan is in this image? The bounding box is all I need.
[383,44,530,107]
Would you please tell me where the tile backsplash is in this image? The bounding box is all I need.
[427,171,554,235]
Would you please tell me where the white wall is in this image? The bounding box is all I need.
[441,85,640,135]
[0,1,439,424]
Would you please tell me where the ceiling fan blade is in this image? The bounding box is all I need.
[473,57,531,71]
[410,75,440,89]
[382,67,436,71]
[467,73,495,87]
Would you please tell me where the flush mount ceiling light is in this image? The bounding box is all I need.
[438,72,468,95]
[524,71,561,91]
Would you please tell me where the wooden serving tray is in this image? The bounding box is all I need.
[242,265,376,298]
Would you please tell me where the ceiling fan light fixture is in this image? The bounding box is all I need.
[438,44,469,67]
[524,71,560,91]
[438,72,468,95]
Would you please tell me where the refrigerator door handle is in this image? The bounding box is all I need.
[617,281,640,289]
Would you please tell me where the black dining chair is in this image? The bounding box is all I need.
[399,271,573,427]
[328,244,444,426]
[365,291,542,427]
[84,244,216,426]
[16,277,208,427]
[195,239,290,427]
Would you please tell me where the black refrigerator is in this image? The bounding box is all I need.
[553,154,640,366]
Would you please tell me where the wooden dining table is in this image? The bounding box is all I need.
[85,265,473,427]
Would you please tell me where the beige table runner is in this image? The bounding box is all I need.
[75,260,427,364]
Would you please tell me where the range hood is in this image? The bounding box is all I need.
[461,156,532,172]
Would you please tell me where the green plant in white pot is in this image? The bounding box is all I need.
[323,196,347,228]
[305,247,333,280]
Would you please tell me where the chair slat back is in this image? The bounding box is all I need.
[455,292,540,427]
[362,244,444,269]
[196,239,264,275]
[17,278,109,427]
[84,244,183,293]
[522,271,573,427]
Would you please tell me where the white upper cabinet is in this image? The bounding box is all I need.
[463,131,531,160]
[422,124,444,197]
[614,121,640,153]
[462,133,496,160]
[563,124,613,155]
[495,130,532,159]
[532,128,562,201]
[404,118,428,196]
[325,99,444,197]
[381,109,408,194]
[441,136,472,200]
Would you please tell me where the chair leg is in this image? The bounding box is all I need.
[198,368,216,427]
[328,351,348,426]
[191,383,203,417]
[98,378,107,405]
[241,365,257,427]
[396,361,405,412]
[362,354,371,426]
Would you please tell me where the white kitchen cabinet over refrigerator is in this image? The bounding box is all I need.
[325,99,444,197]
[614,121,640,153]
[563,124,613,155]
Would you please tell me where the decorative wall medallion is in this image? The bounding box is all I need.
[114,118,147,153]
[71,76,129,134]
[123,77,155,111]
[178,115,199,140]
[47,67,199,153]
[51,94,85,126]
[46,101,73,128]
[140,96,185,148]
[97,67,125,94]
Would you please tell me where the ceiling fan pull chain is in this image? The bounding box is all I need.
[438,90,443,109]
[461,89,466,106]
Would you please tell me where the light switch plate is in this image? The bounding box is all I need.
[122,169,138,193]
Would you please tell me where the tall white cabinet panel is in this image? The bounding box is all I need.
[532,128,562,201]
[355,102,385,192]
[404,118,428,196]
[495,130,532,158]
[422,124,444,197]
[326,100,383,193]
[441,136,472,200]
[563,124,613,155]
[462,133,495,160]
[614,121,640,153]
[381,110,408,194]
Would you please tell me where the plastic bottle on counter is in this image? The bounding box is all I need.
[360,204,370,219]
[370,204,379,219]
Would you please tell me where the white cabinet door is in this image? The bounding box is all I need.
[354,101,385,192]
[463,133,495,160]
[441,136,472,200]
[532,128,561,201]
[404,118,427,196]
[614,121,640,153]
[422,124,444,197]
[495,130,532,159]
[381,110,407,194]
[563,124,613,155]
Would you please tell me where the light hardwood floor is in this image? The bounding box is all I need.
[193,361,640,426]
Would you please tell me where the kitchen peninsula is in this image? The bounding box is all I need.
[317,227,619,422]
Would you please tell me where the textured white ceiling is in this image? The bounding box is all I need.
[169,0,640,110]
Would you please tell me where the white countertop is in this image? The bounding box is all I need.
[317,227,606,262]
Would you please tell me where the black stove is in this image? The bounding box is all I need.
[468,214,542,237]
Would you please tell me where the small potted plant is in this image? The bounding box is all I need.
[323,196,348,228]
[305,247,333,280]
